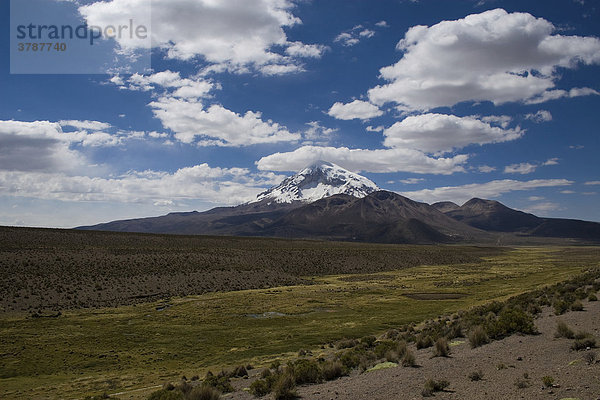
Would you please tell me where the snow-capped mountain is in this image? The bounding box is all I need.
[252,160,380,204]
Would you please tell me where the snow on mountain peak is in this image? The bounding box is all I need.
[252,160,380,204]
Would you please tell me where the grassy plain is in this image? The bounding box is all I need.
[1,241,599,399]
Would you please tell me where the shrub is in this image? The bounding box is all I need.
[385,329,399,340]
[416,334,434,349]
[203,373,233,393]
[321,360,344,381]
[554,300,570,315]
[339,349,361,370]
[336,338,358,349]
[230,365,248,378]
[433,337,450,357]
[468,326,489,348]
[541,376,554,388]
[249,379,270,397]
[188,386,221,400]
[374,340,401,358]
[178,381,193,395]
[514,379,529,389]
[583,351,596,364]
[147,390,184,400]
[423,379,449,394]
[468,370,483,381]
[384,350,399,363]
[402,349,416,367]
[449,323,463,339]
[338,347,376,371]
[485,307,536,340]
[272,373,297,400]
[289,359,321,385]
[361,335,376,347]
[555,321,574,339]
[589,293,598,302]
[571,300,584,311]
[572,337,597,351]
[270,360,281,370]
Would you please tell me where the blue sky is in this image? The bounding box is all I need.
[1,0,599,227]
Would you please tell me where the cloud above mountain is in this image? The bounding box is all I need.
[79,0,326,74]
[367,8,600,110]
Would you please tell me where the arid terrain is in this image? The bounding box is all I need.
[0,226,484,313]
[1,227,599,400]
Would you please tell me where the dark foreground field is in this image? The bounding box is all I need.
[0,226,599,399]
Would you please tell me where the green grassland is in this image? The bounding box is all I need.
[1,245,599,399]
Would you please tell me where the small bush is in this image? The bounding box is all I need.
[554,300,570,315]
[336,338,358,349]
[468,326,489,348]
[433,337,450,357]
[203,373,233,393]
[163,383,176,391]
[270,360,281,370]
[384,350,399,363]
[289,359,321,385]
[468,370,483,381]
[385,329,399,340]
[272,373,297,400]
[374,340,401,359]
[339,349,361,370]
[424,379,449,393]
[178,381,193,395]
[321,360,344,381]
[188,386,221,400]
[514,379,529,389]
[583,351,596,364]
[416,334,434,349]
[571,300,584,311]
[147,390,184,400]
[361,335,376,347]
[249,379,270,397]
[485,307,536,339]
[402,349,416,367]
[231,365,248,378]
[572,336,597,351]
[541,376,554,388]
[555,321,574,339]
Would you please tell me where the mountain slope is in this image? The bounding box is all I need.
[441,198,600,241]
[263,191,487,243]
[252,160,379,204]
[445,198,542,232]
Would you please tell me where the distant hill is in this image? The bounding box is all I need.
[439,197,600,240]
[78,162,600,244]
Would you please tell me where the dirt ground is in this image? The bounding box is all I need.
[227,297,600,400]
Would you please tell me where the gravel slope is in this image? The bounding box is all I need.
[229,297,600,400]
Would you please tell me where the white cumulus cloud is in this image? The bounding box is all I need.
[524,110,553,123]
[328,100,383,120]
[401,179,573,204]
[504,162,538,174]
[383,113,523,154]
[148,97,300,146]
[256,145,468,175]
[79,0,323,74]
[367,9,600,111]
[0,164,285,206]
